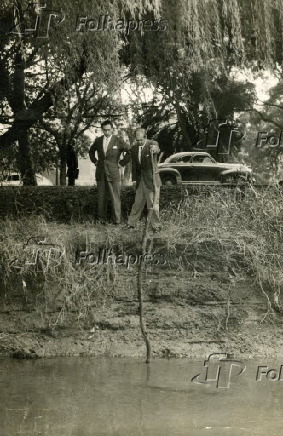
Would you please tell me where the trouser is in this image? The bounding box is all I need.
[68,176,75,186]
[128,178,160,228]
[97,177,121,224]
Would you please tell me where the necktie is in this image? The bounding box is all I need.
[139,145,143,163]
[104,137,108,154]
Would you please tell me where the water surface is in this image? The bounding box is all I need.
[0,357,282,435]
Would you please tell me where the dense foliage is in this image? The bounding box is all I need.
[0,0,282,182]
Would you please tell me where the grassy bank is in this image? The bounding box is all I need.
[1,187,283,358]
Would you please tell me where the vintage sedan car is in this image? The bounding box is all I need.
[158,152,252,185]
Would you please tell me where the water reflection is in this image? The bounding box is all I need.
[0,357,282,435]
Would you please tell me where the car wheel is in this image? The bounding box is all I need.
[162,175,176,186]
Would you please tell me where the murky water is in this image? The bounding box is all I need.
[0,357,282,435]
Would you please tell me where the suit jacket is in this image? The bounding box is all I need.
[130,139,161,190]
[89,135,130,182]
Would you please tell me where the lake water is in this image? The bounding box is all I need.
[0,357,282,435]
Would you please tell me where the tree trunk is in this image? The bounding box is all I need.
[176,105,194,149]
[17,131,37,185]
[12,45,37,185]
[59,144,67,186]
[60,161,67,185]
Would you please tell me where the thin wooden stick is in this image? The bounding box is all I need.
[137,221,151,363]
[136,146,157,363]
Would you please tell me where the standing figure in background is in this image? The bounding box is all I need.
[89,120,130,224]
[126,128,161,230]
[66,143,79,186]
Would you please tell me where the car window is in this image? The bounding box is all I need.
[173,156,192,163]
[7,174,20,181]
[166,155,193,163]
[192,155,213,163]
[179,156,192,163]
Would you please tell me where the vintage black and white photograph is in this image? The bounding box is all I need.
[0,0,283,434]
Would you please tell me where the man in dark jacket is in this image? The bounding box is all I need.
[126,128,161,230]
[89,120,130,224]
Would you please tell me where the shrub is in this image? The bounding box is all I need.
[0,186,185,222]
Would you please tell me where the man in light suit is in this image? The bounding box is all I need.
[126,128,161,230]
[89,120,130,224]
